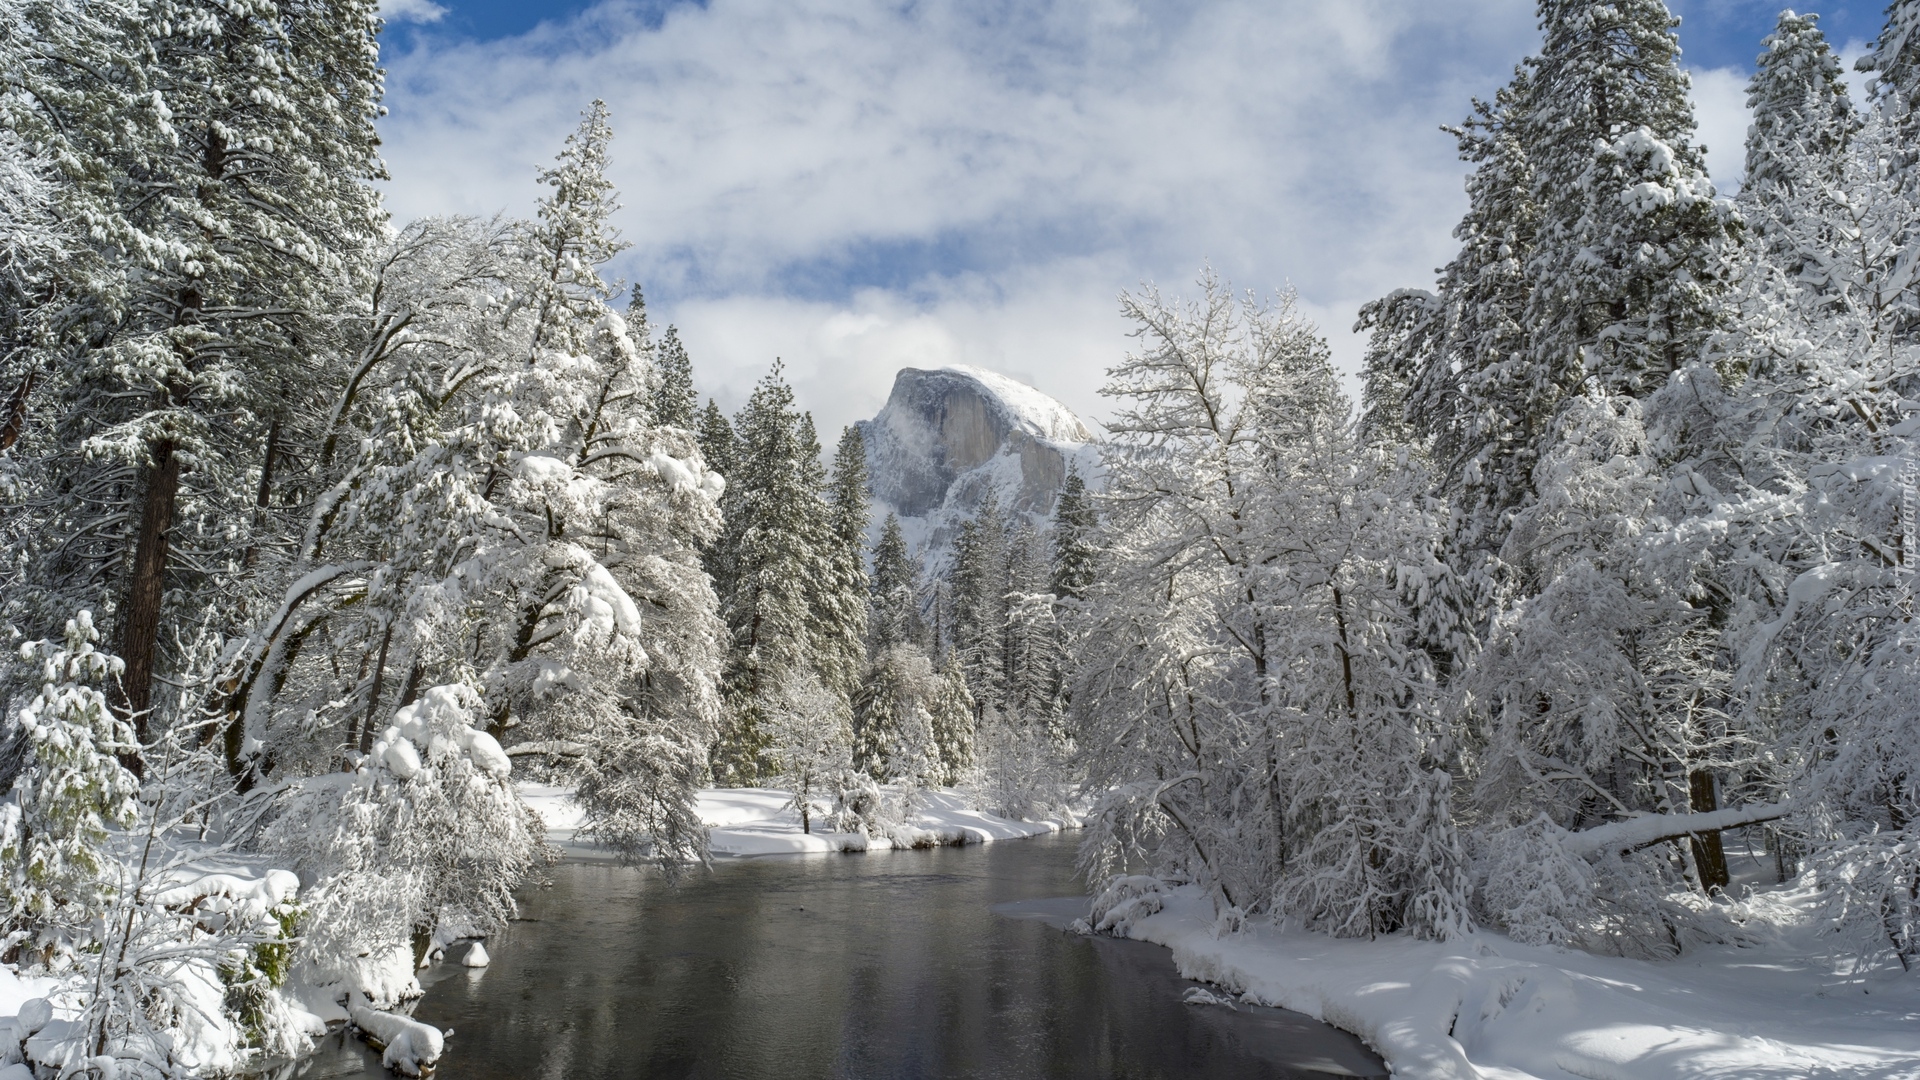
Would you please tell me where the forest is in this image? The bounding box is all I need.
[0,0,1917,1075]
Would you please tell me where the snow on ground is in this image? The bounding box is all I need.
[521,783,1071,859]
[1108,881,1920,1080]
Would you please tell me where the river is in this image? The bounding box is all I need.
[286,832,1385,1078]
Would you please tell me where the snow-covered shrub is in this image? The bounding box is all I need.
[48,862,310,1078]
[253,685,536,1005]
[1476,817,1599,947]
[1811,832,1920,969]
[1088,875,1167,937]
[0,611,139,967]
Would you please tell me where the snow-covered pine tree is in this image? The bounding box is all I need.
[695,397,740,597]
[1049,464,1098,602]
[712,364,834,784]
[1857,0,1920,148]
[1743,11,1855,204]
[928,651,975,785]
[949,494,1010,714]
[1522,0,1739,400]
[1002,521,1056,722]
[816,426,871,704]
[851,645,944,786]
[0,612,140,965]
[870,514,924,651]
[653,325,699,432]
[1357,73,1540,656]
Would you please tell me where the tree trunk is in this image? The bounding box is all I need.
[242,414,281,570]
[116,438,181,775]
[1687,769,1731,891]
[0,364,35,451]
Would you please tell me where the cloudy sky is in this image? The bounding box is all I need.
[373,0,1891,437]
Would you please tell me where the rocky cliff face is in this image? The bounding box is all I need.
[858,365,1098,570]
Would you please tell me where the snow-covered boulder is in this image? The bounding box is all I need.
[350,1005,444,1077]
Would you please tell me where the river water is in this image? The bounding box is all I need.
[289,832,1385,1079]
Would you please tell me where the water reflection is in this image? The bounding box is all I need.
[279,833,1385,1079]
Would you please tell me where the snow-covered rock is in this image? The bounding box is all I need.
[858,365,1098,571]
[350,1005,444,1077]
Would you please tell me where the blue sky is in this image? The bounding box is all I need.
[394,0,1891,63]
[372,0,1899,435]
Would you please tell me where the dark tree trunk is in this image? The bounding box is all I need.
[242,414,281,570]
[1688,769,1731,891]
[116,438,181,776]
[0,364,34,451]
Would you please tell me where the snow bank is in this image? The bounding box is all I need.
[523,784,1072,860]
[1105,881,1920,1079]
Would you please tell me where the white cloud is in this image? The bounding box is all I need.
[1687,65,1751,192]
[379,0,446,25]
[377,0,1543,432]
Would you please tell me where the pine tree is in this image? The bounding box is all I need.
[695,398,740,596]
[1522,0,1739,400]
[1743,11,1855,202]
[1002,522,1055,720]
[712,364,833,783]
[0,612,140,963]
[815,426,871,703]
[949,494,1009,713]
[870,514,924,651]
[653,325,699,432]
[928,652,976,785]
[1857,0,1920,146]
[1049,465,1098,602]
[696,398,738,478]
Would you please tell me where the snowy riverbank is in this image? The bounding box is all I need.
[521,783,1075,858]
[1098,878,1920,1080]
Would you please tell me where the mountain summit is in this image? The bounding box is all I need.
[857,365,1097,570]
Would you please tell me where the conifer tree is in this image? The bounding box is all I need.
[815,427,871,703]
[696,398,738,478]
[870,514,924,651]
[928,652,976,785]
[949,494,1009,713]
[711,364,832,783]
[1002,522,1056,720]
[0,612,140,961]
[1049,466,1098,602]
[1857,0,1920,146]
[1522,0,1738,400]
[1743,11,1855,203]
[653,326,699,431]
[695,398,739,595]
